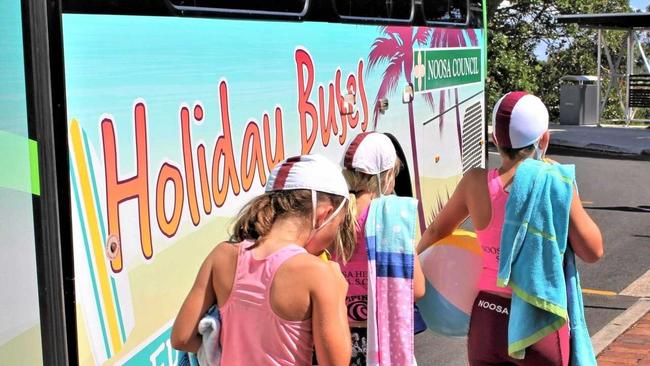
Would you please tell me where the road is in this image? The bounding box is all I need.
[414,147,650,365]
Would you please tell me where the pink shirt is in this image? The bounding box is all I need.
[336,206,370,323]
[475,169,513,296]
[219,241,314,365]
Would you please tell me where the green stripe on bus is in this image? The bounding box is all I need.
[29,139,40,195]
[0,131,40,195]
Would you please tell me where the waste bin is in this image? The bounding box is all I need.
[559,75,598,125]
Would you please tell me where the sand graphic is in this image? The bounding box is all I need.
[77,216,231,365]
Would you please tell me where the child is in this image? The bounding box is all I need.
[337,132,425,365]
[171,154,355,366]
[417,92,603,366]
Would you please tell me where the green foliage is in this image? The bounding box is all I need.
[487,30,541,107]
[487,0,631,122]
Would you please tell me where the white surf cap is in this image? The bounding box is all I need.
[343,132,397,175]
[266,154,348,229]
[492,91,549,149]
[266,154,349,198]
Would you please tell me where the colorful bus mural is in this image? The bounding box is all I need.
[1,1,486,364]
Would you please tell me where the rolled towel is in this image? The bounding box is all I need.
[196,306,221,366]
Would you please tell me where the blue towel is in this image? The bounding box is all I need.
[177,352,199,366]
[564,246,595,366]
[497,158,595,365]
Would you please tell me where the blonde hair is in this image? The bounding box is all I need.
[497,144,536,160]
[230,189,356,262]
[342,158,402,222]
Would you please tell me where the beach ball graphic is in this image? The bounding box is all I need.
[417,229,482,336]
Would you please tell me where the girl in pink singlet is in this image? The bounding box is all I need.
[171,154,356,366]
[337,132,426,365]
[417,92,603,366]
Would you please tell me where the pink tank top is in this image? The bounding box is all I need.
[336,206,370,323]
[219,240,314,365]
[475,169,512,296]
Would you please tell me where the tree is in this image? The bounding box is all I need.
[487,0,631,122]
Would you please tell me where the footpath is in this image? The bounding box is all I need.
[547,124,650,160]
[597,308,650,365]
[487,123,650,160]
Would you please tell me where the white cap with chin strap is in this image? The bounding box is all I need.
[266,154,349,232]
[492,91,549,160]
[343,132,397,196]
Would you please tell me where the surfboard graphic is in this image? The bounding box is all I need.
[69,120,135,363]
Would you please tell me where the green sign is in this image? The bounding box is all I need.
[413,48,482,93]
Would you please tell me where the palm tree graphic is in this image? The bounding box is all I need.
[368,26,430,229]
[368,26,480,228]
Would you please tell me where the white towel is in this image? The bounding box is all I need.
[196,307,221,366]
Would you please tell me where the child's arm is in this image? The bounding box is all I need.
[311,261,352,366]
[568,187,604,263]
[416,172,472,254]
[171,253,216,352]
[413,252,425,301]
[543,158,603,262]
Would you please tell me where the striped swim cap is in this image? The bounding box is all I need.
[492,91,549,149]
[266,154,349,199]
[266,154,349,230]
[343,132,396,175]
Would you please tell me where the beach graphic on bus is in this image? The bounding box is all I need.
[62,14,484,364]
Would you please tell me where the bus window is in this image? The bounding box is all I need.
[168,0,308,15]
[334,0,413,21]
[468,0,483,28]
[423,0,468,24]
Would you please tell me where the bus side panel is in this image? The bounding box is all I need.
[0,0,44,365]
[408,32,486,225]
[61,15,484,364]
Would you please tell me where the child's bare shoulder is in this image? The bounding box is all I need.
[460,168,488,189]
[207,241,239,265]
[283,253,334,281]
[285,252,326,269]
[464,167,488,180]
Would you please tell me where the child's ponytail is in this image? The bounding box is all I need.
[333,193,356,263]
[230,193,276,243]
[230,190,313,242]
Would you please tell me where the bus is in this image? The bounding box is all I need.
[0,0,487,364]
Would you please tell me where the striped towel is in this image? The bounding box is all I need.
[365,195,418,366]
